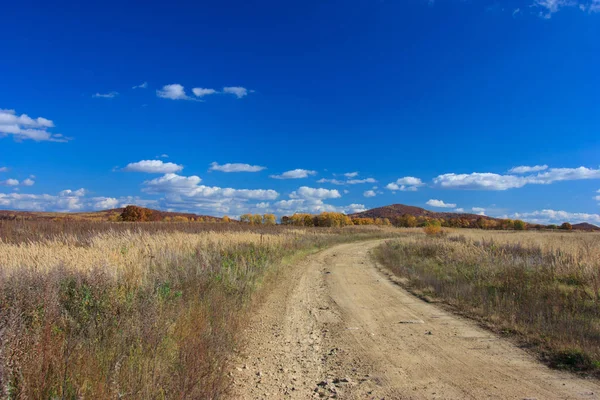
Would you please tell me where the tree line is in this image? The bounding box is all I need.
[118,206,575,231]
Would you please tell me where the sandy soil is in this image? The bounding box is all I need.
[229,240,600,399]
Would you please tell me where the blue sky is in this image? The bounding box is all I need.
[1,0,600,224]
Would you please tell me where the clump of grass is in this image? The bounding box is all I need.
[374,230,600,374]
[0,220,395,398]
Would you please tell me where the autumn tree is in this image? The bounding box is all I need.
[263,214,276,225]
[222,215,231,223]
[513,220,526,231]
[121,205,148,222]
[560,222,573,231]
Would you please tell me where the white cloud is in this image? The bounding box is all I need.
[513,7,521,16]
[346,204,367,214]
[59,188,87,197]
[132,82,148,89]
[512,209,600,225]
[223,86,251,98]
[0,189,154,212]
[93,197,120,209]
[123,160,184,174]
[472,207,486,215]
[192,88,218,97]
[434,167,600,190]
[1,179,19,186]
[93,92,119,98]
[0,167,8,172]
[317,178,345,185]
[318,175,377,185]
[290,186,341,200]
[143,173,202,193]
[156,84,193,100]
[22,178,35,186]
[508,165,548,174]
[142,173,279,215]
[209,162,266,173]
[453,208,465,212]
[269,185,354,215]
[347,178,377,184]
[426,199,457,208]
[534,0,574,18]
[270,169,317,179]
[434,173,527,190]
[385,176,424,191]
[0,109,68,142]
[533,0,600,17]
[159,154,169,158]
[363,190,376,198]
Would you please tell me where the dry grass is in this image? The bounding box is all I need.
[375,229,600,374]
[0,220,396,399]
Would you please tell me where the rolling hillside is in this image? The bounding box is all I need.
[0,208,223,222]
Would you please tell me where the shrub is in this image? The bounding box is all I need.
[513,219,526,230]
[423,220,442,236]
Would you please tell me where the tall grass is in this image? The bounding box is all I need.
[375,230,600,374]
[0,220,395,398]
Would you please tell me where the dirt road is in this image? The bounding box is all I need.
[229,240,600,399]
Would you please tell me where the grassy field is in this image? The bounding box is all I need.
[375,229,600,374]
[0,220,395,399]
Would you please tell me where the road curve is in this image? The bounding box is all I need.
[229,240,600,399]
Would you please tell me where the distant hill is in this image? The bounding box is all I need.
[350,204,600,229]
[350,204,500,224]
[572,222,600,231]
[0,208,223,222]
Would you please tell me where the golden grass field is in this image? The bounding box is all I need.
[0,220,395,399]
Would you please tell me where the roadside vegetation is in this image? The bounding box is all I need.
[375,229,600,374]
[0,219,395,398]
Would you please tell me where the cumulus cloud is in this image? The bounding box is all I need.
[434,167,600,190]
[22,178,35,186]
[385,177,424,191]
[132,82,148,89]
[290,187,341,200]
[209,162,266,173]
[223,86,251,98]
[454,208,465,212]
[508,165,548,174]
[0,167,8,172]
[0,109,68,142]
[192,88,218,97]
[157,84,193,100]
[426,199,457,208]
[434,173,528,190]
[141,173,279,215]
[317,178,345,185]
[59,188,87,197]
[270,169,317,179]
[347,178,377,184]
[512,209,600,225]
[123,160,184,174]
[1,179,19,186]
[363,190,376,198]
[472,207,486,215]
[93,91,118,98]
[318,173,377,185]
[269,185,358,214]
[0,188,152,212]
